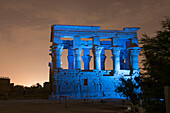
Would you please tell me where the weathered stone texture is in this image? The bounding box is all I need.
[49,25,141,99]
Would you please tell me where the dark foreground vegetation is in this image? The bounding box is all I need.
[141,16,170,113]
[0,83,50,100]
[1,17,169,113]
[116,17,170,113]
[10,83,50,99]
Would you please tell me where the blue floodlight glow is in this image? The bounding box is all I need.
[49,25,141,100]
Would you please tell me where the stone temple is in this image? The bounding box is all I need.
[49,25,141,99]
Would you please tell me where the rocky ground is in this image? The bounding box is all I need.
[0,99,128,113]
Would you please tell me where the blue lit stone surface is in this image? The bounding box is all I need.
[49,25,141,99]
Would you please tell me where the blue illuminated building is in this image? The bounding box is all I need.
[49,25,141,99]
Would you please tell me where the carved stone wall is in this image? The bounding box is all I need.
[49,25,141,99]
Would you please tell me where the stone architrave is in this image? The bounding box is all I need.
[54,45,64,69]
[49,25,141,100]
[92,46,103,70]
[110,47,122,71]
[74,48,82,70]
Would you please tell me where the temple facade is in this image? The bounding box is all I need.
[49,25,141,99]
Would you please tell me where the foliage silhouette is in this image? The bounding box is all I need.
[140,16,170,113]
[115,76,141,106]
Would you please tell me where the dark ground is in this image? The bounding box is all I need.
[0,99,128,113]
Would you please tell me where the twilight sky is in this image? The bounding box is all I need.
[0,0,169,86]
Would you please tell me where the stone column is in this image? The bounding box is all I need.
[110,47,122,71]
[67,47,74,69]
[125,51,130,70]
[82,55,92,70]
[92,46,103,70]
[54,45,64,69]
[74,48,82,70]
[129,47,141,70]
[120,52,126,70]
[82,48,92,70]
[49,53,54,70]
[101,49,106,70]
[67,55,74,69]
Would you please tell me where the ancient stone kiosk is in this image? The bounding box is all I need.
[49,25,141,99]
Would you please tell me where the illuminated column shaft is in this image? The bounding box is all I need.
[67,47,74,69]
[101,49,106,70]
[92,46,103,70]
[54,45,63,69]
[67,55,74,69]
[111,47,122,71]
[74,48,82,70]
[130,47,141,70]
[82,48,91,70]
[125,51,130,70]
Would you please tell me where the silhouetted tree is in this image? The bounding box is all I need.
[12,85,24,95]
[115,76,141,105]
[31,83,42,88]
[140,16,170,113]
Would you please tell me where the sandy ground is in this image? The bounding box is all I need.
[0,99,127,113]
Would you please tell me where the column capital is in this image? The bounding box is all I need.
[82,55,92,62]
[92,46,103,55]
[128,47,141,55]
[73,48,82,55]
[53,45,64,55]
[128,47,141,70]
[92,46,103,70]
[110,47,122,72]
[73,48,82,70]
[110,47,122,55]
[52,44,63,69]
